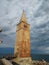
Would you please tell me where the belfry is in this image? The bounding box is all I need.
[14,11,30,58]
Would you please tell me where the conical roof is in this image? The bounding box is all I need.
[20,10,27,22]
[17,10,30,25]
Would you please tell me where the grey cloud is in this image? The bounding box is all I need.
[0,0,49,54]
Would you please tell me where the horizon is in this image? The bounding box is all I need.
[0,47,49,54]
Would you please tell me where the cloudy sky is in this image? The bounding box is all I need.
[0,0,49,54]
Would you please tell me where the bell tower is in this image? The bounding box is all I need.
[14,11,30,58]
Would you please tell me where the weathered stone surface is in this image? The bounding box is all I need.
[1,58,48,65]
[32,60,47,65]
[0,59,3,65]
[19,57,32,65]
[14,11,30,58]
[1,58,13,65]
[12,57,32,65]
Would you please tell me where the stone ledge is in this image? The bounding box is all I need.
[12,57,32,65]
